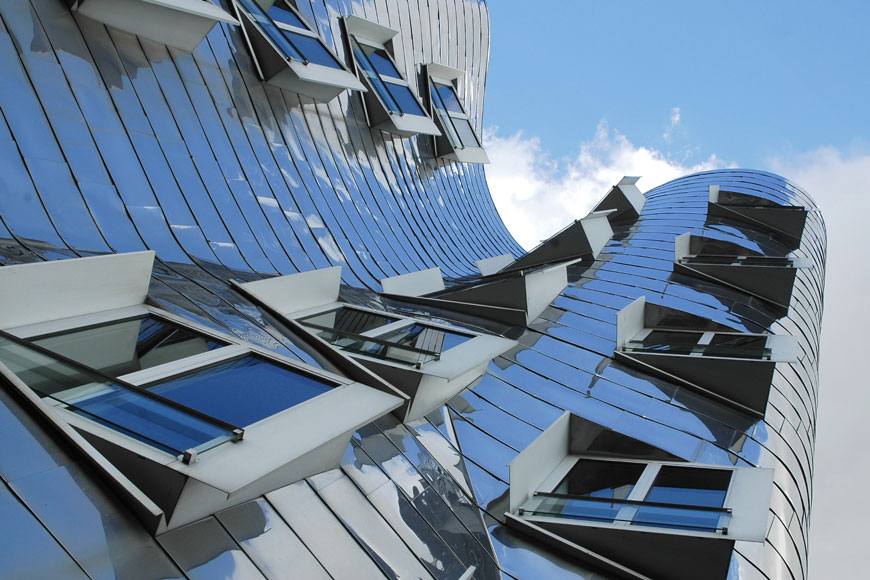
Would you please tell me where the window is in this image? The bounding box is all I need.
[0,252,403,534]
[236,266,515,421]
[344,16,440,136]
[297,306,473,368]
[708,185,807,250]
[615,297,796,415]
[71,0,240,53]
[425,64,489,163]
[234,0,365,101]
[522,459,733,535]
[506,412,774,580]
[591,176,645,223]
[673,232,806,313]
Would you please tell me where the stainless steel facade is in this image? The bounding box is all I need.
[0,1,825,579]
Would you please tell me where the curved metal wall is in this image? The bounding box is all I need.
[0,1,824,579]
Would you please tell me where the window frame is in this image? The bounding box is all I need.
[233,0,366,101]
[343,15,441,136]
[425,63,490,163]
[5,303,351,460]
[525,455,736,535]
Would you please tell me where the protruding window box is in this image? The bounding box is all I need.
[498,211,613,274]
[592,176,645,224]
[234,0,366,101]
[425,64,489,164]
[344,16,441,137]
[674,233,808,312]
[506,412,773,580]
[68,0,240,53]
[708,185,807,250]
[614,297,796,416]
[236,267,514,421]
[380,263,571,326]
[0,252,403,534]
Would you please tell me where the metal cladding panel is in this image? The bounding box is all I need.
[0,1,824,580]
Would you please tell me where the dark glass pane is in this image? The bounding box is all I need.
[0,337,232,454]
[238,0,303,60]
[285,31,342,69]
[384,82,425,116]
[147,356,333,426]
[308,329,436,366]
[378,323,472,354]
[434,83,464,113]
[718,190,782,207]
[453,118,480,148]
[360,45,402,79]
[430,85,461,147]
[32,316,226,378]
[267,4,307,29]
[702,334,769,359]
[554,458,644,500]
[299,306,398,335]
[625,330,702,354]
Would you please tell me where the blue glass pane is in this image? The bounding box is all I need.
[72,386,232,454]
[430,84,461,146]
[267,4,307,29]
[0,337,232,455]
[148,355,333,426]
[434,83,464,114]
[32,316,226,378]
[285,31,342,69]
[238,0,303,60]
[630,504,728,532]
[384,82,425,116]
[352,43,401,113]
[644,466,731,508]
[363,46,402,79]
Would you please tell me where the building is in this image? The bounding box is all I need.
[0,1,824,579]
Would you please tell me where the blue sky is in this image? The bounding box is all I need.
[485,0,869,169]
[481,2,870,577]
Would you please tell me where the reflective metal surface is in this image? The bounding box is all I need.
[0,1,824,579]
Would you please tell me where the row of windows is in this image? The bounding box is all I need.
[67,0,487,160]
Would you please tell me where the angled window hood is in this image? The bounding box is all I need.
[343,15,440,137]
[0,252,402,534]
[380,263,572,327]
[67,0,240,53]
[506,412,774,580]
[425,63,489,164]
[614,297,796,416]
[707,185,807,250]
[496,211,613,274]
[592,176,646,224]
[235,267,513,421]
[233,0,366,101]
[673,233,809,313]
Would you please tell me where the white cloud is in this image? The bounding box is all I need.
[663,107,681,142]
[483,121,727,249]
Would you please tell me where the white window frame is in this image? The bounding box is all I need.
[233,0,366,101]
[344,15,441,137]
[425,63,489,163]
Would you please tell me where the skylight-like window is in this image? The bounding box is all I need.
[614,297,796,415]
[507,411,774,580]
[0,251,403,534]
[344,16,440,136]
[234,0,365,101]
[425,63,489,163]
